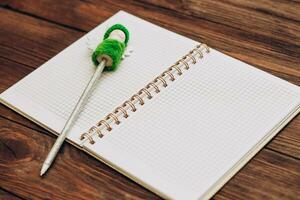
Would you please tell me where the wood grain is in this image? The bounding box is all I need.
[0,189,22,200]
[0,0,299,199]
[2,0,300,75]
[215,149,300,200]
[1,116,299,199]
[0,117,159,199]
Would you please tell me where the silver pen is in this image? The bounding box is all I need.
[40,24,129,176]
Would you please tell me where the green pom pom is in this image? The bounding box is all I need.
[104,24,129,46]
[92,39,125,71]
[92,24,129,71]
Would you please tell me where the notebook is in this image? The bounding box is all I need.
[1,11,300,200]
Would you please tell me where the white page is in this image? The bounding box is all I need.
[0,11,197,145]
[83,49,300,199]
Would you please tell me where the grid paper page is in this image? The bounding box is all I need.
[84,49,300,199]
[0,11,197,144]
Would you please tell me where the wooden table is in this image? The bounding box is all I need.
[0,0,299,199]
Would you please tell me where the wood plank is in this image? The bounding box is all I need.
[215,149,300,200]
[0,189,22,200]
[1,0,300,76]
[0,57,48,134]
[0,7,83,69]
[139,0,300,45]
[0,58,29,93]
[1,117,299,199]
[267,116,300,159]
[0,117,159,199]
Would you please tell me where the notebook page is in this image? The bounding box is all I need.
[0,11,197,145]
[83,49,300,199]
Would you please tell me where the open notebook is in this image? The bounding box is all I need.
[1,11,300,200]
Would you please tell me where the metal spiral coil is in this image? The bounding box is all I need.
[80,44,210,144]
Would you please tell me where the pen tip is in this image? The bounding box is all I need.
[40,164,48,176]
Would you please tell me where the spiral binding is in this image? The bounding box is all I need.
[80,43,210,144]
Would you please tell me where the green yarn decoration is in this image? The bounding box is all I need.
[92,39,125,71]
[92,24,129,71]
[103,24,130,46]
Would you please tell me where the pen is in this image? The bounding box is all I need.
[40,24,130,176]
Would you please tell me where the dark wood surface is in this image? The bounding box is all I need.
[0,0,299,199]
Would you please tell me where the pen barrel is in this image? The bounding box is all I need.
[44,134,66,165]
[43,60,106,166]
[60,60,106,136]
